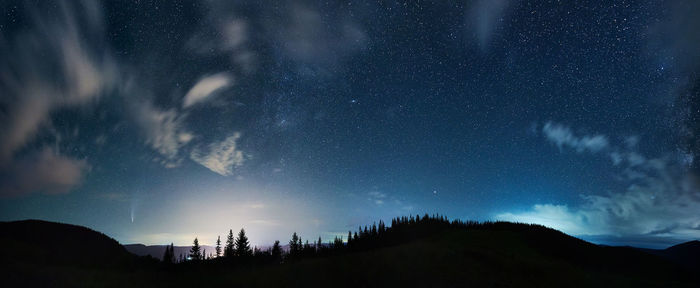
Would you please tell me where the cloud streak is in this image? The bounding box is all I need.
[190,133,245,176]
[0,1,113,196]
[183,73,234,108]
[0,148,89,197]
[498,122,700,247]
[133,101,193,167]
[0,1,114,163]
[542,122,609,153]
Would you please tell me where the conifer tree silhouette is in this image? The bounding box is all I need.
[289,232,301,256]
[235,228,252,257]
[162,243,173,263]
[271,240,282,261]
[224,229,235,258]
[189,237,202,261]
[164,242,176,263]
[215,235,222,257]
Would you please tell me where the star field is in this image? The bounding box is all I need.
[1,0,699,248]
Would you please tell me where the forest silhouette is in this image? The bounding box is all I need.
[1,215,699,287]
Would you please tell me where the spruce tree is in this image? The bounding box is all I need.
[289,232,300,256]
[163,244,172,263]
[189,237,202,261]
[271,240,282,261]
[215,235,222,257]
[163,242,176,263]
[235,228,252,257]
[224,229,235,258]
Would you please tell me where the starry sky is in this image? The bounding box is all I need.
[1,0,700,249]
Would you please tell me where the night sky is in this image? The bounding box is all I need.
[1,0,699,249]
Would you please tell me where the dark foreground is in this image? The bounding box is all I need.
[1,219,698,288]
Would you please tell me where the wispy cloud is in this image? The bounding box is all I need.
[496,160,700,246]
[182,73,234,108]
[190,133,245,176]
[499,123,700,247]
[368,190,387,205]
[0,147,89,197]
[0,1,112,196]
[0,1,114,164]
[467,0,511,51]
[133,101,192,167]
[542,122,609,153]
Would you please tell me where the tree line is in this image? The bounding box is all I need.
[161,214,521,265]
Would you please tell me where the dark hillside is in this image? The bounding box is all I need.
[1,218,697,287]
[640,240,700,270]
[0,220,135,267]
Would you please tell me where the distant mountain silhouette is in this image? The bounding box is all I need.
[640,240,700,270]
[124,244,216,260]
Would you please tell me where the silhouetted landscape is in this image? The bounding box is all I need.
[2,216,698,287]
[4,1,700,287]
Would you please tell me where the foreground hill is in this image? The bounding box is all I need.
[0,220,136,267]
[1,219,697,287]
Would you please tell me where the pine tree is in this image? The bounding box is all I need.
[289,232,300,256]
[235,228,252,257]
[163,244,172,263]
[316,236,323,252]
[224,229,235,258]
[333,236,344,250]
[163,242,176,263]
[303,240,311,256]
[271,240,282,261]
[189,237,202,261]
[215,235,222,257]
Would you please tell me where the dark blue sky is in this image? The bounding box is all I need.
[1,0,699,249]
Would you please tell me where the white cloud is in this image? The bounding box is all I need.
[278,4,366,66]
[190,133,245,176]
[0,1,110,197]
[221,20,247,51]
[133,101,192,166]
[0,1,114,164]
[368,190,387,205]
[501,127,700,246]
[182,73,234,108]
[0,147,89,197]
[467,0,511,51]
[542,122,609,153]
[496,204,593,236]
[496,163,700,242]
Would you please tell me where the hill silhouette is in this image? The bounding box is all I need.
[1,217,698,287]
[0,220,135,267]
[640,240,700,270]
